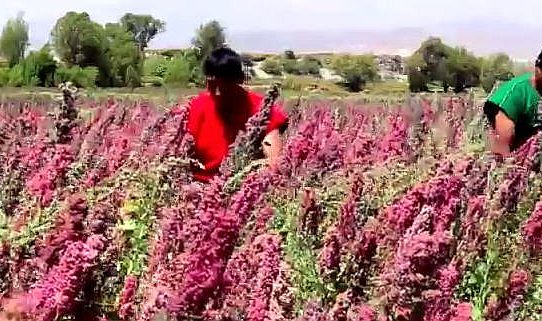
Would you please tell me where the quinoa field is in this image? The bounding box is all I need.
[0,85,541,321]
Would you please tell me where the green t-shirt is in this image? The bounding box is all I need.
[488,72,541,146]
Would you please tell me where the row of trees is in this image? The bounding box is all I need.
[260,51,379,92]
[0,12,228,88]
[407,37,515,93]
[0,13,520,93]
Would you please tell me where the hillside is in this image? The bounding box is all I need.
[227,20,542,60]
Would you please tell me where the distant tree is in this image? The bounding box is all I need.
[120,13,165,52]
[144,55,169,78]
[283,50,296,60]
[21,45,57,87]
[298,56,321,75]
[0,13,29,67]
[104,23,141,86]
[261,57,282,76]
[408,37,480,92]
[51,12,110,85]
[51,12,105,66]
[409,37,453,90]
[407,53,429,92]
[481,53,514,93]
[446,47,481,93]
[282,58,301,75]
[54,66,99,88]
[331,54,378,92]
[192,20,226,60]
[125,65,141,89]
[164,50,202,86]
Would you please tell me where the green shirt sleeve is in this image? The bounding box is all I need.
[488,81,525,123]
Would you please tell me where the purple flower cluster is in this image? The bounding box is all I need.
[298,189,323,237]
[377,114,410,162]
[37,195,88,268]
[246,234,282,321]
[458,196,487,259]
[319,175,377,279]
[160,172,272,318]
[7,235,104,321]
[495,132,541,215]
[449,303,473,321]
[380,175,463,247]
[423,260,462,321]
[382,205,453,321]
[278,108,345,179]
[26,144,74,206]
[118,275,139,320]
[522,200,542,254]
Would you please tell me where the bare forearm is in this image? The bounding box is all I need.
[263,130,283,167]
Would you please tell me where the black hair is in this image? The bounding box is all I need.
[536,50,542,68]
[203,47,245,82]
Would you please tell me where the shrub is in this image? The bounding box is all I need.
[21,47,57,87]
[331,54,379,92]
[164,55,193,86]
[282,59,301,75]
[141,76,163,87]
[125,65,141,89]
[54,66,99,88]
[144,56,169,78]
[8,64,25,87]
[298,56,321,76]
[261,57,282,76]
[0,68,9,86]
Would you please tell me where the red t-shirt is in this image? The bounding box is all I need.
[187,89,288,182]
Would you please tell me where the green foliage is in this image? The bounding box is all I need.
[261,57,283,76]
[446,47,481,93]
[51,12,110,85]
[0,68,9,86]
[280,57,321,76]
[2,200,59,248]
[298,56,322,76]
[192,20,226,60]
[331,54,379,92]
[141,75,163,87]
[144,56,169,78]
[54,66,99,88]
[164,54,197,86]
[0,13,29,67]
[51,12,105,66]
[120,13,165,51]
[8,64,24,87]
[481,53,515,93]
[407,37,481,93]
[518,274,542,321]
[271,200,331,311]
[117,174,160,277]
[282,59,301,75]
[125,65,141,88]
[20,46,57,87]
[104,23,141,87]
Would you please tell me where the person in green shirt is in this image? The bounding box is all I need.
[484,52,542,155]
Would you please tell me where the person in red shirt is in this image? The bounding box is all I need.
[187,47,289,182]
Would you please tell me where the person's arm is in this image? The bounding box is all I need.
[263,129,283,168]
[262,103,288,167]
[489,110,515,156]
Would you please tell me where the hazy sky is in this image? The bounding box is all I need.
[2,0,542,50]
